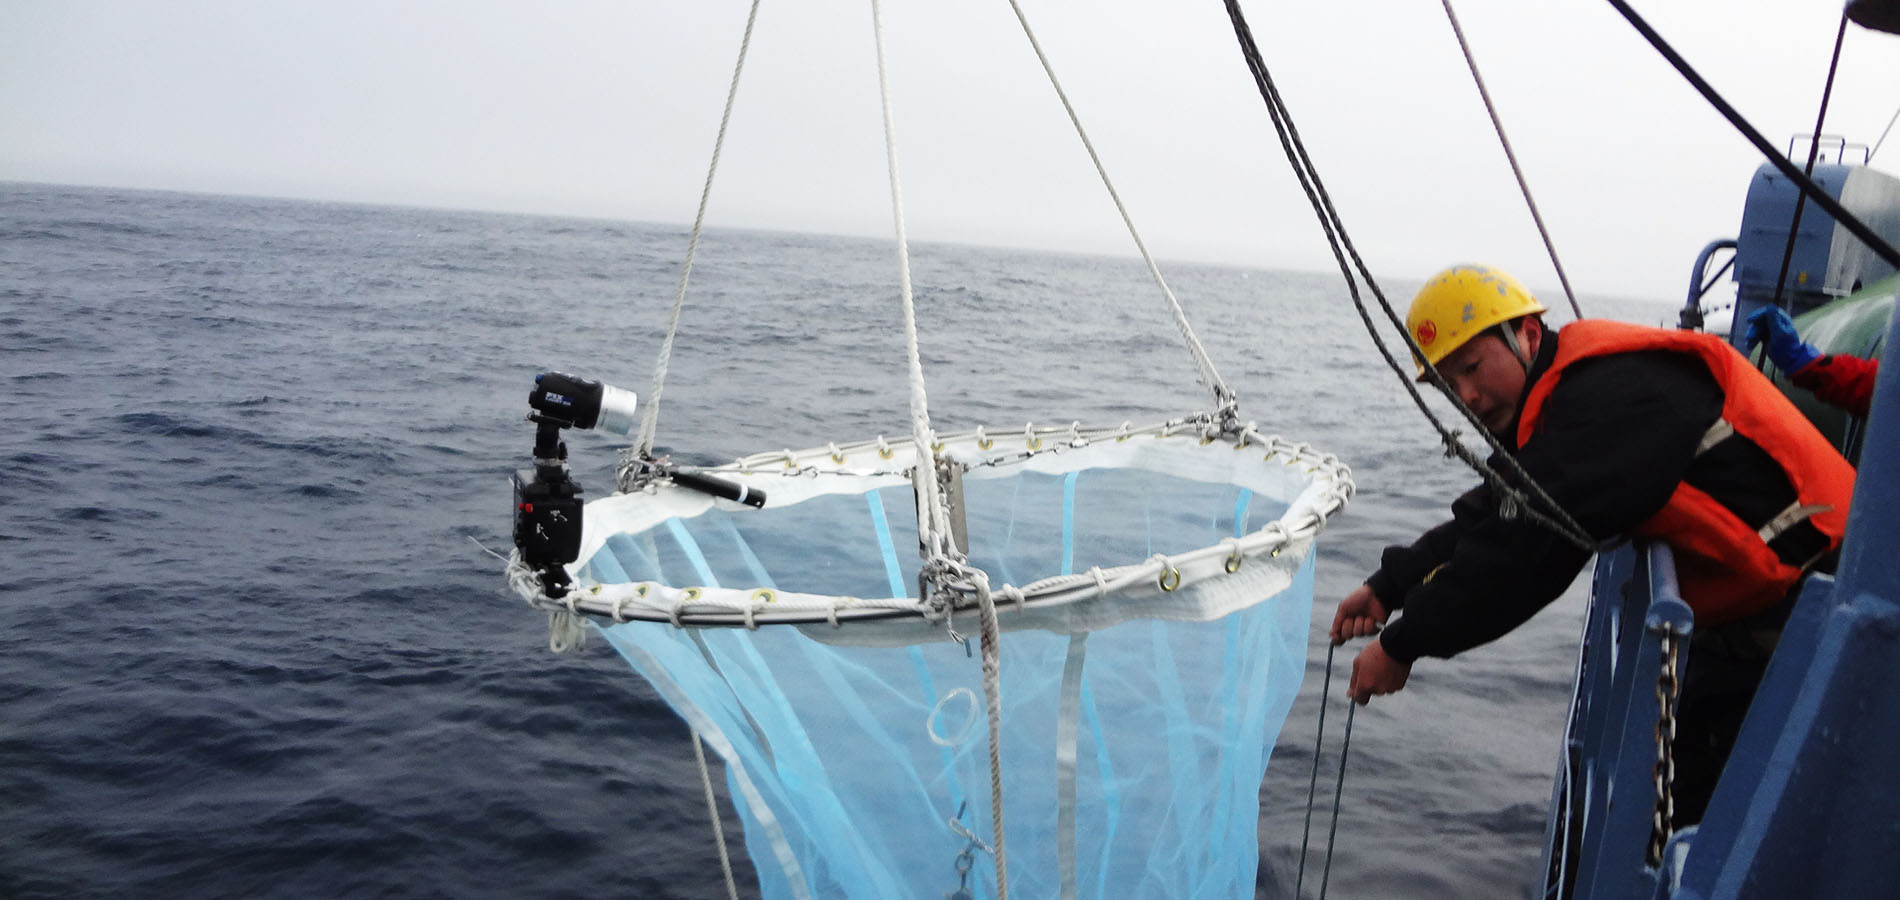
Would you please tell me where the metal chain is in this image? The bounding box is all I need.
[1647,629,1682,868]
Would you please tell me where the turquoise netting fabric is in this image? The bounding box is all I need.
[581,465,1316,899]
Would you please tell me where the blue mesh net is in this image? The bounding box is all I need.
[585,465,1317,899]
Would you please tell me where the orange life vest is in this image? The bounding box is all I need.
[1516,320,1857,625]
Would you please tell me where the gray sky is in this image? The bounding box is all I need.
[5,0,1899,302]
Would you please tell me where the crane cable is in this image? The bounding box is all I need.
[1218,0,1598,554]
[1438,0,1585,321]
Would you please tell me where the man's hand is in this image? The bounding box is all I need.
[1330,583,1390,646]
[1348,639,1412,705]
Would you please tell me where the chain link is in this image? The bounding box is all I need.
[1647,630,1682,867]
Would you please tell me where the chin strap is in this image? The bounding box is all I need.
[1496,320,1535,373]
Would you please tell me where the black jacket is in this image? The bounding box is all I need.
[1369,325,1802,663]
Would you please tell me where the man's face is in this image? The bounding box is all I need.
[1438,327,1531,436]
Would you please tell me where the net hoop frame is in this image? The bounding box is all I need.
[507,416,1353,634]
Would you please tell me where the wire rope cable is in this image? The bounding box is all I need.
[1770,13,1851,310]
[1218,0,1597,553]
[1438,0,1585,321]
[1317,702,1357,900]
[1295,641,1336,899]
[1002,0,1237,419]
[633,0,765,462]
[1606,0,1900,271]
[1871,102,1900,164]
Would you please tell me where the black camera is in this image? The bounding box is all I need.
[527,371,641,435]
[512,372,638,596]
[512,467,584,574]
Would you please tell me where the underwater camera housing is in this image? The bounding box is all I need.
[512,372,640,596]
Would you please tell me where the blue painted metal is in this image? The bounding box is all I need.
[1728,160,1900,352]
[1541,544,1694,900]
[1679,239,1736,331]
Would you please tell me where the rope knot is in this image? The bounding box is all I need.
[1442,430,1464,459]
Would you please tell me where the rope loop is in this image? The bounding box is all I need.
[927,686,981,747]
[1234,422,1258,449]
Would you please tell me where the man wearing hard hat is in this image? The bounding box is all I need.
[1331,263,1856,825]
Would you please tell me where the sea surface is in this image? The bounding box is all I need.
[1,182,1686,899]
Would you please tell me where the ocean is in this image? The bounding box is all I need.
[1,181,1684,898]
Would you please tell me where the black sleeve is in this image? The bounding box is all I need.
[1377,352,1723,663]
[1364,485,1493,609]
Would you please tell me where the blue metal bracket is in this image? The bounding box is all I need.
[1542,542,1694,900]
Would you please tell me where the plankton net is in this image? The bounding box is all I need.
[504,5,1353,900]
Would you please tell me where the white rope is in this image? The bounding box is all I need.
[867,0,953,559]
[692,732,743,900]
[1438,0,1584,320]
[974,572,1012,900]
[547,610,588,653]
[1003,0,1235,415]
[634,0,766,459]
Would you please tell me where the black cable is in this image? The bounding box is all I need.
[1218,0,1597,552]
[1295,643,1336,897]
[1607,0,1900,271]
[1317,702,1356,900]
[1771,14,1851,309]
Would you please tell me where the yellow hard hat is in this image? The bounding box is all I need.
[1405,264,1546,379]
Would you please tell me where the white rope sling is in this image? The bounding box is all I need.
[506,4,1354,899]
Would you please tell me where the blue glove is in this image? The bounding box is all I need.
[1744,306,1820,373]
